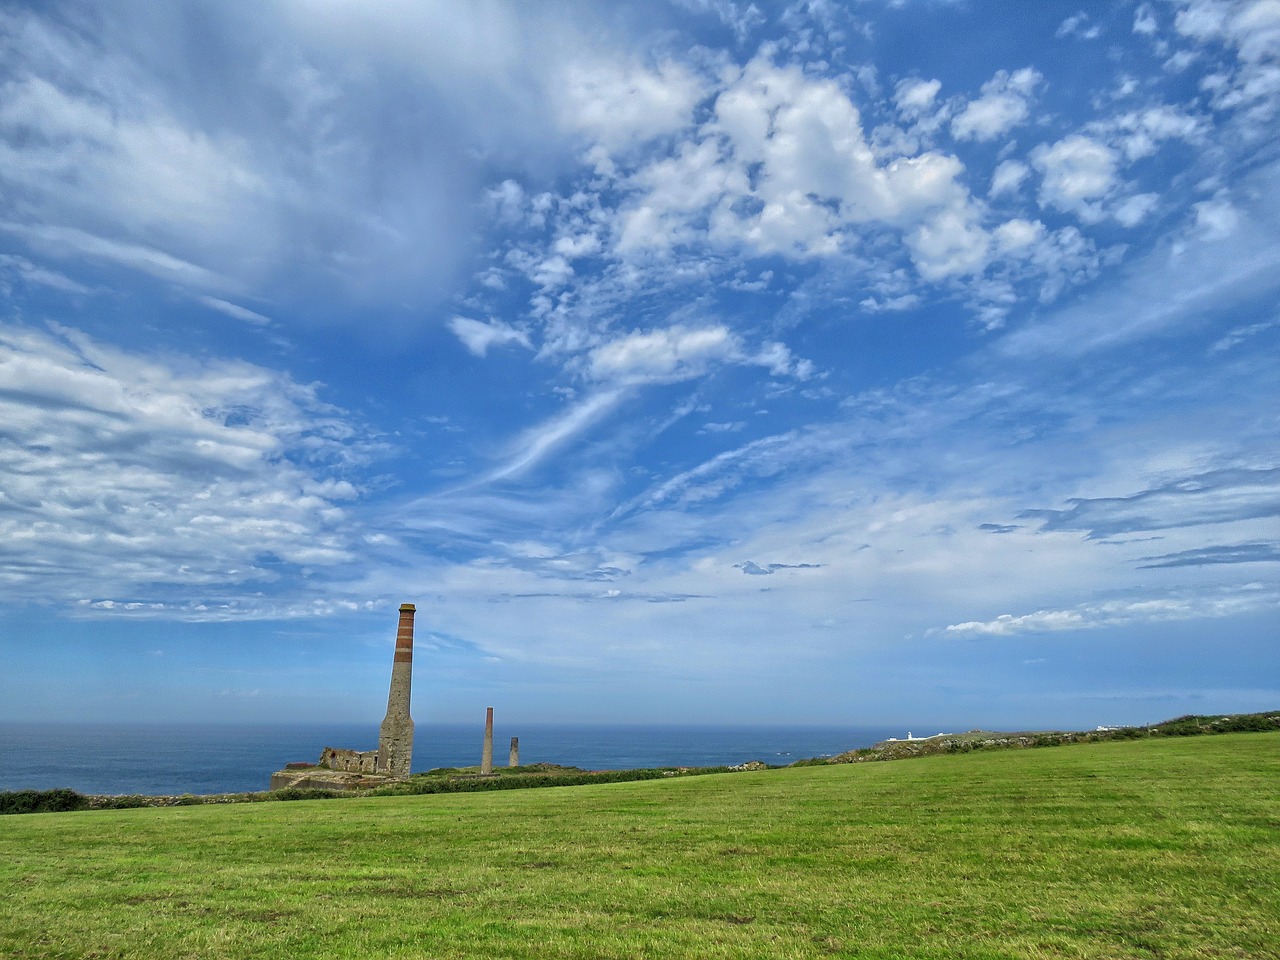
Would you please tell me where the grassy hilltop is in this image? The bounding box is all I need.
[3,733,1278,959]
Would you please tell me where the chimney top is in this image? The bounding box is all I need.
[399,603,416,612]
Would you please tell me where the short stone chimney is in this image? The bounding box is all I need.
[480,706,494,775]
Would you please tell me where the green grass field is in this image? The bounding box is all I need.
[3,734,1278,959]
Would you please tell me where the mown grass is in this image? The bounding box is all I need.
[3,733,1278,959]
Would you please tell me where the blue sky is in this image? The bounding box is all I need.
[1,0,1277,730]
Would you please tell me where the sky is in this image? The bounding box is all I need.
[1,0,1277,731]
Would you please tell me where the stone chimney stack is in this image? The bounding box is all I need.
[481,706,494,775]
[377,603,415,778]
[509,736,520,768]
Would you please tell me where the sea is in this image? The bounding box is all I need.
[0,722,902,796]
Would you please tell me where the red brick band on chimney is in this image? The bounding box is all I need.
[394,603,415,663]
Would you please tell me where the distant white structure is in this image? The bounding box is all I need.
[885,731,949,742]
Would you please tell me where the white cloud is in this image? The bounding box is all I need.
[950,68,1042,142]
[1112,192,1160,227]
[941,584,1277,636]
[1175,0,1280,126]
[700,55,974,254]
[0,322,365,606]
[616,138,749,253]
[585,324,813,386]
[0,2,644,313]
[448,316,533,357]
[753,340,815,379]
[993,218,1047,255]
[1,222,228,290]
[1210,315,1280,351]
[860,292,920,313]
[1031,135,1119,222]
[1175,0,1280,62]
[197,296,272,326]
[0,71,269,245]
[989,159,1030,197]
[589,325,741,384]
[1056,12,1101,40]
[0,253,92,294]
[487,180,527,225]
[1193,194,1242,238]
[672,0,766,42]
[905,206,991,280]
[1001,156,1280,357]
[501,48,1035,326]
[1098,105,1206,160]
[1165,49,1203,72]
[1134,3,1159,35]
[556,58,707,150]
[481,390,627,483]
[893,77,942,117]
[1018,223,1104,302]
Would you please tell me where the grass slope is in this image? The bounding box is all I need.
[3,734,1278,959]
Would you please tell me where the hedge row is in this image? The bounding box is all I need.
[0,786,342,815]
[369,767,726,797]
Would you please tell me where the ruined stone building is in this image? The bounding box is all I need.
[270,603,417,791]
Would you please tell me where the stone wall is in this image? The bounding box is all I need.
[269,768,389,792]
[318,746,379,773]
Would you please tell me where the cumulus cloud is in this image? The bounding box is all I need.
[477,37,1157,342]
[894,77,942,117]
[905,206,991,281]
[1193,195,1243,239]
[1175,0,1280,63]
[1175,0,1280,125]
[589,325,740,384]
[1133,3,1159,35]
[951,68,1042,142]
[587,324,812,386]
[1031,135,1119,222]
[1112,192,1160,227]
[989,159,1031,197]
[672,0,766,42]
[1057,12,1101,40]
[607,54,979,263]
[993,218,1046,255]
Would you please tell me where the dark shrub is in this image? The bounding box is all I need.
[0,788,89,815]
[270,788,341,801]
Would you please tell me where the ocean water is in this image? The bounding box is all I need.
[0,722,900,796]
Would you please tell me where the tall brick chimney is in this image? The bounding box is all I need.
[377,603,415,778]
